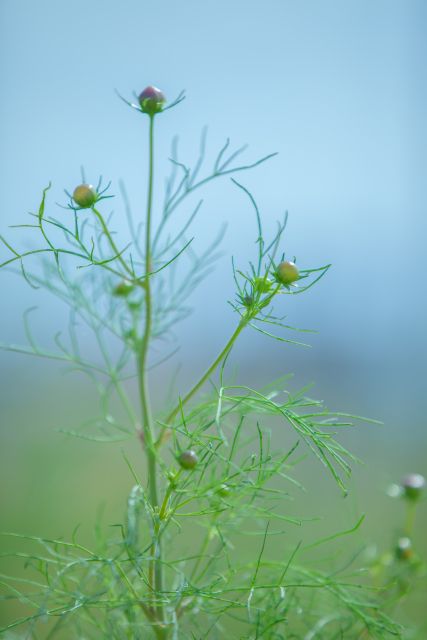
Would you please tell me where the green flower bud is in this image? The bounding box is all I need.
[276,261,299,285]
[167,471,179,489]
[127,300,141,311]
[242,295,254,307]
[401,473,425,501]
[72,184,97,209]
[254,276,273,294]
[138,86,166,115]
[178,449,198,470]
[395,537,413,561]
[217,483,231,498]
[124,327,137,340]
[113,280,134,297]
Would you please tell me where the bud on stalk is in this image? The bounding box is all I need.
[138,85,166,115]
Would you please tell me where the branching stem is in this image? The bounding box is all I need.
[157,317,249,448]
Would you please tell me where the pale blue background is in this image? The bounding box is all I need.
[1,0,426,532]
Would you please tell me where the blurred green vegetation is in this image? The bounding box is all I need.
[1,359,426,636]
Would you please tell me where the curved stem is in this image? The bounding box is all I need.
[91,207,134,277]
[157,318,248,448]
[137,115,165,623]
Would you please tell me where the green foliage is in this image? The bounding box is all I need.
[0,87,425,639]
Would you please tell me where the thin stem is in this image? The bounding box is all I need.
[137,115,165,624]
[114,375,139,426]
[404,501,417,537]
[91,207,134,277]
[189,515,219,583]
[157,317,248,448]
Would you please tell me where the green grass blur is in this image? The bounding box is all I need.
[1,357,426,636]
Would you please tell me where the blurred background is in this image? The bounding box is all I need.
[1,0,427,632]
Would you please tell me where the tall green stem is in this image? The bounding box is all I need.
[139,115,157,505]
[137,115,165,624]
[404,500,417,537]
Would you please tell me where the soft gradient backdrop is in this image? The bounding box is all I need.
[1,0,426,629]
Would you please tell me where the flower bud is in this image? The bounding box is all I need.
[127,300,142,311]
[113,280,134,297]
[124,328,138,346]
[178,449,198,470]
[395,536,413,561]
[138,86,166,115]
[254,277,273,294]
[401,473,425,501]
[217,483,231,498]
[242,295,254,307]
[276,261,299,285]
[167,471,179,489]
[72,184,97,209]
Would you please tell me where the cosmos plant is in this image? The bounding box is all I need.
[0,85,425,639]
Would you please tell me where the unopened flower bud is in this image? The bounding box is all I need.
[217,483,231,498]
[72,184,97,209]
[138,86,166,115]
[124,328,137,344]
[254,277,273,294]
[178,449,198,470]
[395,537,413,561]
[167,471,178,489]
[401,473,425,501]
[113,280,134,297]
[276,261,299,285]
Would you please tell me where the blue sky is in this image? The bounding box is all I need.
[1,0,427,445]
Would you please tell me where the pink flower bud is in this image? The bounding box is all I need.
[138,85,166,115]
[401,473,425,501]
